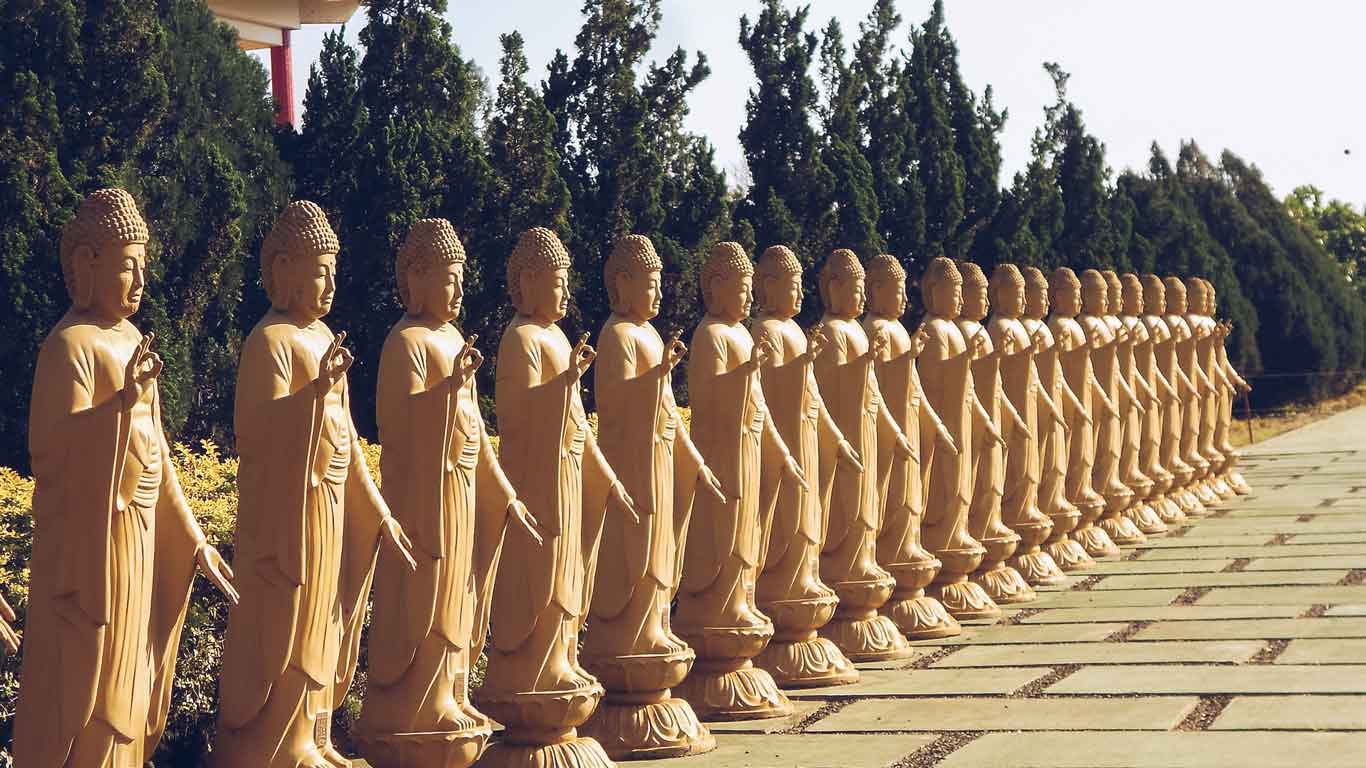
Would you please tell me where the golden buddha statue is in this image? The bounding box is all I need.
[1024,267,1095,572]
[1187,278,1236,500]
[478,227,636,768]
[215,200,417,768]
[1134,273,1187,527]
[811,249,915,658]
[580,234,720,758]
[675,242,800,720]
[988,264,1066,586]
[1113,271,1167,535]
[1156,276,1208,517]
[751,245,860,686]
[916,257,1001,620]
[1167,277,1220,508]
[1203,279,1253,495]
[1049,267,1119,558]
[356,219,544,768]
[16,188,238,768]
[863,254,962,639]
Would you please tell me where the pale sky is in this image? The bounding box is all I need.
[253,0,1366,206]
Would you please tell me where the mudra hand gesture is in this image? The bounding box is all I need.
[836,439,863,473]
[868,326,890,361]
[971,326,990,357]
[910,324,931,358]
[745,336,776,372]
[611,480,639,524]
[935,420,959,456]
[316,331,353,395]
[451,334,483,388]
[697,463,727,503]
[194,542,239,604]
[664,328,688,371]
[121,333,163,408]
[806,326,828,361]
[570,332,596,381]
[381,515,418,571]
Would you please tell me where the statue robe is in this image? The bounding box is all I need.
[754,314,840,607]
[916,316,983,565]
[991,316,1049,539]
[216,313,389,768]
[813,316,897,589]
[1170,314,1209,478]
[361,318,517,732]
[1050,315,1105,513]
[1138,314,1180,512]
[587,315,703,657]
[17,314,203,768]
[1118,315,1153,491]
[957,316,1013,549]
[485,316,614,694]
[1158,314,1197,486]
[1024,317,1079,528]
[1191,314,1223,470]
[1080,313,1127,504]
[679,316,788,630]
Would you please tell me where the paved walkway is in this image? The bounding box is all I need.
[631,405,1366,767]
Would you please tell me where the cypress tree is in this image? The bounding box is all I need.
[818,19,883,259]
[905,7,963,258]
[1043,64,1123,271]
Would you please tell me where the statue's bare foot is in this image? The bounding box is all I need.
[297,744,336,768]
[319,742,351,768]
[436,701,481,732]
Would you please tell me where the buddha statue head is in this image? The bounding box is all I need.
[1080,269,1108,315]
[1023,266,1050,320]
[755,244,803,319]
[1120,273,1144,316]
[989,264,1026,320]
[1141,274,1166,315]
[508,227,572,323]
[396,218,466,323]
[1200,278,1217,315]
[1049,267,1082,318]
[1184,277,1207,317]
[262,200,341,323]
[700,241,754,323]
[819,248,866,319]
[921,256,963,319]
[1103,270,1123,315]
[60,188,151,323]
[865,254,907,319]
[605,234,663,323]
[1163,276,1187,314]
[958,261,989,322]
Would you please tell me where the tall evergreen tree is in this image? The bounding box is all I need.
[905,6,963,259]
[818,19,882,259]
[1043,63,1123,271]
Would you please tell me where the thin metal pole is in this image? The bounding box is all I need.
[1242,390,1254,444]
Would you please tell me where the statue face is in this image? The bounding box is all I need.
[523,266,570,323]
[1025,284,1048,319]
[284,250,337,321]
[929,277,963,318]
[710,272,753,322]
[994,280,1025,318]
[412,260,464,323]
[86,241,147,321]
[1052,281,1080,316]
[961,279,988,321]
[764,272,802,318]
[1122,285,1143,315]
[1081,280,1107,314]
[618,268,662,322]
[827,273,865,318]
[869,277,905,318]
[1147,289,1166,315]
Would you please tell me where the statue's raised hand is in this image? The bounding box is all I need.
[451,334,483,388]
[664,329,688,371]
[196,542,239,605]
[807,326,828,360]
[315,331,353,395]
[121,332,162,408]
[910,324,931,358]
[570,332,596,381]
[745,337,773,372]
[869,326,890,360]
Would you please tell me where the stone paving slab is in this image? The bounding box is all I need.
[1196,585,1366,605]
[1274,638,1366,664]
[1136,542,1366,560]
[704,700,822,733]
[786,667,1045,699]
[1212,696,1366,730]
[1026,588,1185,608]
[1327,604,1366,616]
[1289,532,1366,544]
[805,696,1199,733]
[1139,533,1276,548]
[1016,604,1309,624]
[1047,664,1366,694]
[938,731,1366,767]
[1080,558,1234,574]
[939,622,1130,645]
[932,640,1265,667]
[1246,554,1366,569]
[1094,570,1347,590]
[1135,617,1366,641]
[630,733,937,768]
[1181,521,1366,536]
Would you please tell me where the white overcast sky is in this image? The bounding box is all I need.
[254,0,1365,206]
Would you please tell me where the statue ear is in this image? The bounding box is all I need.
[270,250,294,309]
[71,244,96,310]
[614,270,633,311]
[405,265,425,315]
[518,268,539,313]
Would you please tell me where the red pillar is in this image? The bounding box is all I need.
[270,29,296,128]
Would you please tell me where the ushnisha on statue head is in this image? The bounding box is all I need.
[396,218,466,322]
[989,263,1026,320]
[701,241,755,322]
[756,244,803,319]
[61,188,151,321]
[508,226,572,323]
[865,254,907,318]
[262,200,341,323]
[605,234,664,323]
[922,256,964,319]
[820,248,866,319]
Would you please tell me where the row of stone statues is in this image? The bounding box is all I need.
[13,190,1251,768]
